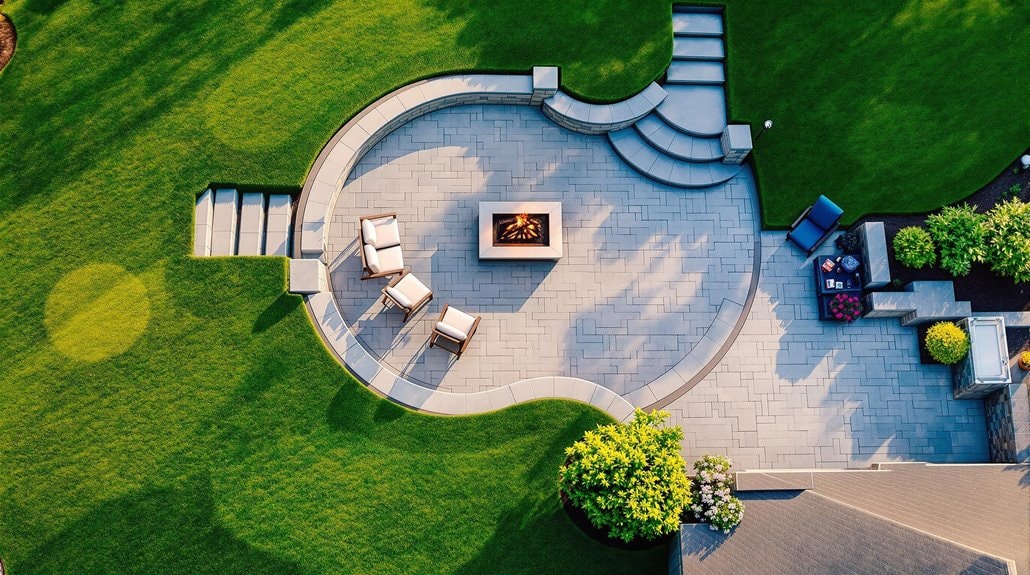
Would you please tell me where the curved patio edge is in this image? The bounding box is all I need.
[305,292,637,422]
[542,83,667,135]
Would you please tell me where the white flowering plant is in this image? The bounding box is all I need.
[689,455,744,533]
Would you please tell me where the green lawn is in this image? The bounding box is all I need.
[0,0,1025,573]
[722,0,1028,225]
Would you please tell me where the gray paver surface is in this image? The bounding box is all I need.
[326,105,756,395]
[667,232,989,468]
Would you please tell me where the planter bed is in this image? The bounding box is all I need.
[855,155,1030,313]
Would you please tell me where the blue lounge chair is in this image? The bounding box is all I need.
[787,195,843,254]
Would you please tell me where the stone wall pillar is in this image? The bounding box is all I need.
[720,124,752,165]
[531,66,559,105]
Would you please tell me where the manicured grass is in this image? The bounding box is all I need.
[0,1,669,573]
[722,0,1029,225]
[0,0,1025,573]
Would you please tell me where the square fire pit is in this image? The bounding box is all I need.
[479,201,562,260]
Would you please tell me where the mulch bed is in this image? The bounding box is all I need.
[559,491,672,551]
[0,13,14,73]
[853,153,1030,313]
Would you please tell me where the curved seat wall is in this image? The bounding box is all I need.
[541,83,667,135]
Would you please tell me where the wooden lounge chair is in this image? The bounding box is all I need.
[786,195,844,255]
[429,304,481,359]
[381,270,433,322]
[358,212,404,279]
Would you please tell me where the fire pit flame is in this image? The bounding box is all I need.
[499,213,543,242]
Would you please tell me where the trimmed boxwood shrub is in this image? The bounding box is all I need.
[558,409,692,543]
[893,226,936,269]
[984,197,1030,283]
[925,321,970,364]
[926,204,985,277]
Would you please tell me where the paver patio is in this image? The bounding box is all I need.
[666,232,989,468]
[326,104,757,396]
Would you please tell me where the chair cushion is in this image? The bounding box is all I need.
[393,273,431,304]
[808,195,843,230]
[370,218,400,249]
[376,245,404,273]
[441,307,477,335]
[787,218,825,252]
[363,244,380,273]
[435,321,467,342]
[385,286,413,309]
[361,219,377,246]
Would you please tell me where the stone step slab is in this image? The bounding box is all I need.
[667,60,725,84]
[210,188,238,256]
[608,128,741,188]
[673,36,725,60]
[672,12,723,37]
[264,195,294,256]
[635,112,724,161]
[237,193,266,256]
[655,84,727,137]
[193,188,214,256]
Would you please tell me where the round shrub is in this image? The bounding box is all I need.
[926,204,985,277]
[984,197,1030,283]
[893,226,936,269]
[690,455,744,533]
[925,322,970,364]
[558,409,692,543]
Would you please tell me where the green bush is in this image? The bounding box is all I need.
[893,226,936,269]
[984,198,1030,283]
[926,204,985,277]
[925,322,970,364]
[558,409,692,542]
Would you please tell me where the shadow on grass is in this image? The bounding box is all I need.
[0,0,318,213]
[417,0,669,102]
[15,474,304,575]
[253,292,301,333]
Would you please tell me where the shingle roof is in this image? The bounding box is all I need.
[673,463,1029,575]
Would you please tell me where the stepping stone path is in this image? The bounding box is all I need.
[193,188,294,257]
[608,7,743,189]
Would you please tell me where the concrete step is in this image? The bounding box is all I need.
[264,195,294,256]
[193,189,214,256]
[634,113,723,162]
[673,36,725,60]
[672,12,723,37]
[237,193,266,256]
[608,128,741,189]
[667,60,725,84]
[210,188,239,256]
[655,84,727,137]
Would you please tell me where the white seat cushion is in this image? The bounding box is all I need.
[435,321,467,342]
[440,307,477,336]
[363,244,380,273]
[376,245,404,273]
[393,273,431,304]
[385,286,413,309]
[361,219,377,246]
[370,218,400,249]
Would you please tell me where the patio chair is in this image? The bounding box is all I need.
[359,212,404,279]
[429,304,481,359]
[786,195,843,255]
[381,270,433,322]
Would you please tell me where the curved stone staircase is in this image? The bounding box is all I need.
[608,8,744,189]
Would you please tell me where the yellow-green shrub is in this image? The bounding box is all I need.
[558,409,692,542]
[925,322,970,364]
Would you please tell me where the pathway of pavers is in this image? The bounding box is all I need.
[666,232,989,468]
[326,104,757,397]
